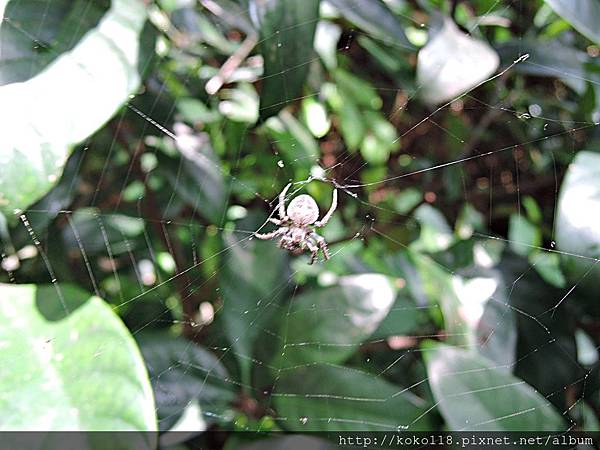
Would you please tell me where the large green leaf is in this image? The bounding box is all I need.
[508,215,542,256]
[250,0,320,120]
[272,274,396,369]
[273,364,431,431]
[137,333,236,432]
[61,208,145,256]
[265,110,320,173]
[8,147,81,250]
[220,230,290,386]
[497,40,588,94]
[0,0,109,85]
[414,249,519,367]
[461,263,516,369]
[416,17,499,105]
[556,151,600,278]
[370,293,425,339]
[0,283,156,430]
[327,0,413,50]
[545,0,600,45]
[411,252,470,346]
[412,204,453,253]
[0,0,148,219]
[424,343,566,431]
[494,254,581,410]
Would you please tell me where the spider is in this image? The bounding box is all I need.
[254,183,338,264]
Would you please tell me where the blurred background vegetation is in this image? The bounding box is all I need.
[2,0,600,448]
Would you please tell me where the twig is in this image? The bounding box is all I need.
[200,0,255,35]
[205,33,258,95]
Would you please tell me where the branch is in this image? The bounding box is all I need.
[205,33,258,95]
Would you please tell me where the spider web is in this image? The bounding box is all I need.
[1,0,600,443]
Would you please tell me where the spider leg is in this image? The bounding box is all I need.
[305,239,319,265]
[254,227,287,240]
[268,217,282,225]
[314,189,337,227]
[278,183,292,220]
[310,232,331,260]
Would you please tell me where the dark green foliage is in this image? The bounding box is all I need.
[2,0,600,444]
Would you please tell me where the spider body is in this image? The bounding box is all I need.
[254,184,337,264]
[287,195,319,225]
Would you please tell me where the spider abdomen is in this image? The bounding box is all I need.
[287,194,319,225]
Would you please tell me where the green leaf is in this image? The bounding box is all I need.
[136,333,236,432]
[411,252,469,345]
[301,98,331,138]
[278,110,320,160]
[337,97,365,151]
[555,151,600,281]
[508,214,541,256]
[392,188,423,214]
[334,69,382,110]
[220,231,290,386]
[360,134,390,165]
[370,293,425,339]
[420,254,518,368]
[475,285,517,368]
[575,329,598,366]
[219,83,259,124]
[496,254,580,410]
[417,17,499,105]
[251,0,320,120]
[497,40,588,94]
[62,208,144,256]
[272,274,396,369]
[545,0,600,45]
[364,111,398,147]
[314,20,342,70]
[9,148,81,249]
[528,250,566,288]
[265,111,320,173]
[0,283,156,430]
[327,0,413,50]
[322,79,371,151]
[522,196,543,224]
[424,342,566,431]
[0,0,148,219]
[358,111,399,164]
[358,35,405,73]
[273,364,431,431]
[0,0,109,85]
[176,98,221,125]
[455,203,484,239]
[412,204,454,253]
